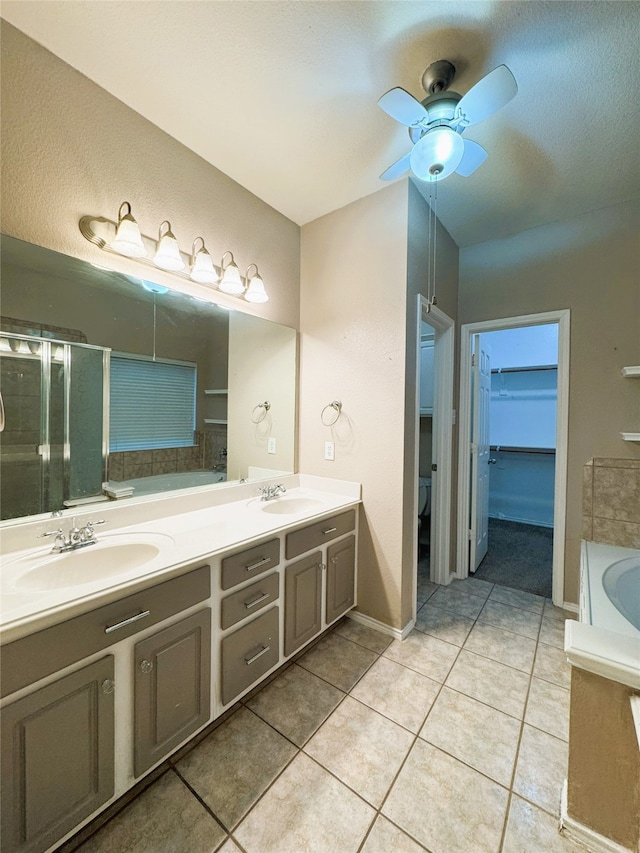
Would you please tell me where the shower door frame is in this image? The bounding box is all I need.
[0,332,110,518]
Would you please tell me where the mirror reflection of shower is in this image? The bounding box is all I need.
[0,333,108,520]
[418,320,436,564]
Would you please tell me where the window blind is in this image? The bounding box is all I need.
[109,354,196,451]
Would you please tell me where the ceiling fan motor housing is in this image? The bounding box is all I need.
[408,92,463,145]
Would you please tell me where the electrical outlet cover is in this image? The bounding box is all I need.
[267,437,276,454]
[324,441,335,461]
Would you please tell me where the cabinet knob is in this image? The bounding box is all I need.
[101,679,115,695]
[140,659,153,674]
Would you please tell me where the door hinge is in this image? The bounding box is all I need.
[471,353,476,367]
[468,529,473,540]
[431,463,437,472]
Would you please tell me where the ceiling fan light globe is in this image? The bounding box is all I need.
[410,127,464,182]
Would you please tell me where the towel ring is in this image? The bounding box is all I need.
[251,401,271,424]
[321,400,342,426]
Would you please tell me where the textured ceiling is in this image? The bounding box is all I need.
[2,1,639,247]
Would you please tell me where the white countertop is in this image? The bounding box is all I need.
[0,475,361,644]
[565,541,640,690]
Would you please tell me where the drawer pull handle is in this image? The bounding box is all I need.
[245,556,271,572]
[322,527,338,535]
[245,592,271,610]
[104,610,150,634]
[245,645,271,665]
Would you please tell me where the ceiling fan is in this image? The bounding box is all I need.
[378,60,517,183]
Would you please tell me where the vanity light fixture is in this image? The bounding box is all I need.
[244,264,269,303]
[153,221,185,271]
[219,251,244,295]
[78,202,269,303]
[110,202,147,258]
[190,237,218,285]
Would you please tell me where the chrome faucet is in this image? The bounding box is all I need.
[40,517,107,553]
[259,483,287,501]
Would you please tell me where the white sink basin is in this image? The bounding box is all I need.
[259,497,326,515]
[9,533,174,592]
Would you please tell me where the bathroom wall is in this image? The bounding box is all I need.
[299,181,459,631]
[582,457,640,548]
[0,23,300,330]
[299,181,410,629]
[459,200,640,602]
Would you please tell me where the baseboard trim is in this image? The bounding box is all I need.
[347,610,413,641]
[562,601,579,614]
[560,780,634,853]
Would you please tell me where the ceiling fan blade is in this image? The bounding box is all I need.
[455,65,517,127]
[380,152,411,181]
[455,139,488,177]
[378,88,428,126]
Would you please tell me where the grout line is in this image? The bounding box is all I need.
[170,765,228,836]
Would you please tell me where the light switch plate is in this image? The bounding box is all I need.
[267,437,276,454]
[324,441,335,461]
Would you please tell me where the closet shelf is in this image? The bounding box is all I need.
[490,445,556,455]
[204,389,228,395]
[621,366,640,378]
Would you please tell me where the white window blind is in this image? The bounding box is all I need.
[109,354,196,451]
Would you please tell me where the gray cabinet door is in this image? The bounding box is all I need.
[1,656,115,853]
[284,551,323,656]
[134,609,211,777]
[326,535,356,624]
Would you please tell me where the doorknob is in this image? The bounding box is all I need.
[488,458,497,465]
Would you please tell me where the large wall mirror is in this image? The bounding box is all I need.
[0,234,297,523]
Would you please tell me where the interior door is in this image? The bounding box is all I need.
[470,334,491,572]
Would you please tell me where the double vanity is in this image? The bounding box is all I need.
[0,475,360,853]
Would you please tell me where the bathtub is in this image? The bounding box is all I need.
[580,541,640,639]
[122,470,228,496]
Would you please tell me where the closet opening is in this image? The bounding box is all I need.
[456,310,570,608]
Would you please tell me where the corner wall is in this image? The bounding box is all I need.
[0,23,300,330]
[299,182,410,629]
[459,200,640,602]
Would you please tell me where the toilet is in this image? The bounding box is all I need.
[418,477,432,552]
[418,476,432,520]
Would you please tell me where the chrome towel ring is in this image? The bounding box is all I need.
[251,401,271,424]
[321,400,342,426]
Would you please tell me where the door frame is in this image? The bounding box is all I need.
[412,296,455,616]
[455,309,570,607]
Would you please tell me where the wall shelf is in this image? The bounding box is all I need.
[204,419,228,425]
[204,389,228,395]
[621,432,640,442]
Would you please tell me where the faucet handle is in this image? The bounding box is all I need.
[39,527,63,538]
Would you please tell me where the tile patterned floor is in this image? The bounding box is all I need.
[68,578,588,853]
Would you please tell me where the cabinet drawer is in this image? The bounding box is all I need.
[221,572,280,630]
[285,509,356,559]
[1,565,210,699]
[220,607,279,705]
[221,538,280,590]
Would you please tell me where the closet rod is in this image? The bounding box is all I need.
[491,365,557,374]
[490,445,556,455]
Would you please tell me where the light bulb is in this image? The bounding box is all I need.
[153,221,185,271]
[111,202,147,257]
[219,252,244,295]
[410,127,464,181]
[244,271,269,303]
[190,238,218,285]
